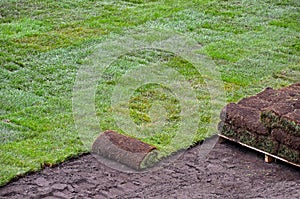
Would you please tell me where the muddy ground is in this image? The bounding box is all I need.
[0,136,299,199]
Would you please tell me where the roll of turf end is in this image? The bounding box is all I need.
[92,130,158,170]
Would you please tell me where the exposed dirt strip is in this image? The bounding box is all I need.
[1,138,299,199]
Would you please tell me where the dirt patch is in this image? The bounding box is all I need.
[220,83,300,164]
[0,138,299,199]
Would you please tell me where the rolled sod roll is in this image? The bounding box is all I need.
[218,122,239,140]
[255,87,294,103]
[261,108,300,137]
[263,100,297,119]
[281,109,300,137]
[238,130,258,147]
[272,129,300,150]
[256,135,279,154]
[220,103,268,135]
[219,123,258,146]
[92,130,158,170]
[278,144,300,164]
[237,95,272,110]
[260,111,279,129]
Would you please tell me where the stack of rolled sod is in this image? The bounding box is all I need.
[219,83,300,164]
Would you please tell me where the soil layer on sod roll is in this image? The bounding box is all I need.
[92,130,158,170]
[219,82,300,164]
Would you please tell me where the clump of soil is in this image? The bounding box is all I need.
[220,82,300,164]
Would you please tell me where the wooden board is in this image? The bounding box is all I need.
[218,134,300,168]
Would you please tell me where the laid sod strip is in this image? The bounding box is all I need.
[92,130,158,170]
[1,0,300,186]
[219,82,300,164]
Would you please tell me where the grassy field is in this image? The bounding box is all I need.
[1,0,299,185]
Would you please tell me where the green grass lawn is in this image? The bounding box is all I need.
[1,0,299,185]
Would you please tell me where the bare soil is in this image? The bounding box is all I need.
[1,136,299,199]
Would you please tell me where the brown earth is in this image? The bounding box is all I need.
[1,136,299,199]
